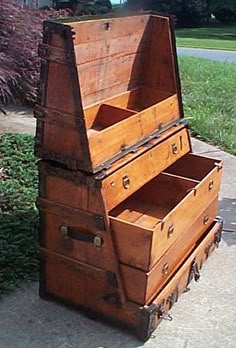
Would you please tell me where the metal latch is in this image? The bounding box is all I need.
[157,302,173,321]
[122,175,130,189]
[172,143,178,155]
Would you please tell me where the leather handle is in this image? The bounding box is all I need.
[59,225,103,247]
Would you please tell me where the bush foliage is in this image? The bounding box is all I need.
[0,133,39,295]
[0,1,69,106]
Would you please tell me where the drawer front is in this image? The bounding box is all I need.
[103,128,190,211]
[152,218,223,313]
[120,198,218,305]
[151,160,223,268]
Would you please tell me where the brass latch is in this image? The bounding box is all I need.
[203,215,209,225]
[172,143,178,155]
[168,224,174,238]
[122,175,130,189]
[209,180,214,190]
[162,263,169,275]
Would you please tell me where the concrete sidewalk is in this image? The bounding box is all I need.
[0,133,236,347]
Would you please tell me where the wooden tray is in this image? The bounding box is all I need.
[35,12,184,173]
[110,153,223,271]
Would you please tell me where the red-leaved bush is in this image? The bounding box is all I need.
[0,1,69,106]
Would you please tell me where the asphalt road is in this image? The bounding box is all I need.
[177,47,236,63]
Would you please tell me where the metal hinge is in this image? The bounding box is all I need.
[157,302,173,321]
[187,259,200,286]
[166,287,179,309]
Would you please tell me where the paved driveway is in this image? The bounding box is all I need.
[178,47,236,63]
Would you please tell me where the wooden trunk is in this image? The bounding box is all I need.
[35,12,184,173]
[35,12,224,341]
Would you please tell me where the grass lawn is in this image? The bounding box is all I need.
[176,25,236,51]
[0,57,235,295]
[179,56,236,154]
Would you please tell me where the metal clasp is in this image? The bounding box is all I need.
[122,175,130,189]
[209,180,214,190]
[168,224,174,238]
[158,304,173,321]
[172,143,178,155]
[162,263,169,275]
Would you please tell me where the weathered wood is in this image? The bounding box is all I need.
[35,13,183,172]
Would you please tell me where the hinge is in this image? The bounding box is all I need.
[187,259,200,286]
[166,287,179,309]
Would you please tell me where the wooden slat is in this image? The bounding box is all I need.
[67,15,151,45]
[82,80,140,108]
[78,52,145,102]
[74,32,149,65]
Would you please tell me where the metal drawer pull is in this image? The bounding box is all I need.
[172,143,178,154]
[209,180,214,190]
[203,215,209,225]
[122,175,130,189]
[168,224,174,238]
[162,263,169,275]
[59,224,103,247]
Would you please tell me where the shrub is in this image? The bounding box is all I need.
[0,1,69,106]
[0,133,39,295]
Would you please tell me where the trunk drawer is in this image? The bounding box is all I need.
[110,153,223,271]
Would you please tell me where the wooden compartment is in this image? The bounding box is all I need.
[110,154,223,271]
[35,12,183,173]
[120,197,218,305]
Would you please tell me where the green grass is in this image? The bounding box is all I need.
[0,134,39,295]
[179,56,236,154]
[176,25,236,50]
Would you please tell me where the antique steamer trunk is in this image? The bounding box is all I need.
[35,12,224,340]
